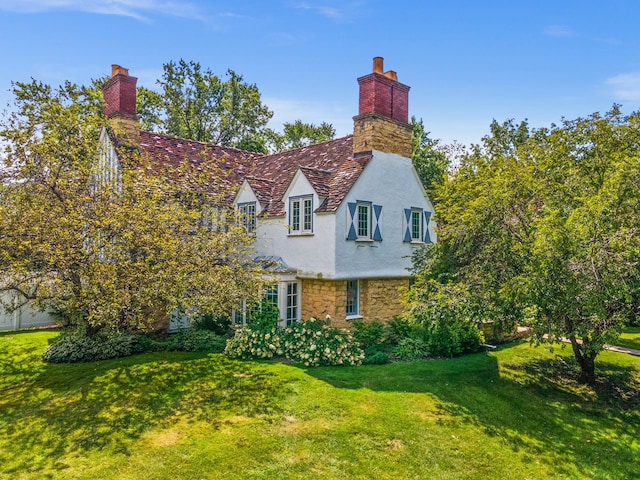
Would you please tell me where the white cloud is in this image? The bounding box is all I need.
[543,25,576,38]
[605,72,640,101]
[0,0,207,22]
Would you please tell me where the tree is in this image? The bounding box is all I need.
[137,59,273,147]
[410,116,449,199]
[411,109,640,385]
[266,120,336,152]
[0,79,264,336]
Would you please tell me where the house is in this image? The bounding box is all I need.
[100,57,436,329]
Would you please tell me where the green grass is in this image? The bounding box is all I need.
[610,327,640,351]
[1,330,638,480]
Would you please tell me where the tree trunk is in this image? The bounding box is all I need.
[569,336,596,386]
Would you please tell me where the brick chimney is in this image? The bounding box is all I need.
[353,57,412,158]
[102,64,140,147]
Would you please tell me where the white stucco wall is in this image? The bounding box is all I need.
[334,150,436,279]
[249,153,435,280]
[251,171,337,278]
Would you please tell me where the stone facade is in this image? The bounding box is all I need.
[301,277,409,329]
[352,112,413,158]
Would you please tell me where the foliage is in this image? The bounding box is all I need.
[225,317,364,366]
[361,346,390,365]
[136,59,273,147]
[224,326,281,359]
[164,328,227,353]
[411,116,450,199]
[352,319,385,348]
[266,120,336,152]
[392,337,430,361]
[412,108,640,384]
[279,318,364,366]
[384,316,415,345]
[406,280,485,357]
[0,78,264,336]
[42,331,143,363]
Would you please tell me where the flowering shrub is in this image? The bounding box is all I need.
[280,318,364,366]
[225,326,281,359]
[225,317,363,366]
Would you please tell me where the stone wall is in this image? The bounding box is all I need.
[301,277,409,329]
[352,112,412,158]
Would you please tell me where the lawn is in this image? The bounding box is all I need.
[1,330,638,480]
[610,327,640,351]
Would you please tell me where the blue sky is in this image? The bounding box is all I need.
[1,0,639,146]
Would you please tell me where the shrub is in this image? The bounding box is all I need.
[384,316,415,345]
[362,346,390,365]
[191,313,232,335]
[225,327,280,359]
[42,331,143,363]
[393,337,430,361]
[408,281,485,358]
[225,317,364,366]
[352,320,385,348]
[166,328,227,352]
[280,318,364,366]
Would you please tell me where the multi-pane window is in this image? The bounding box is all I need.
[286,282,299,326]
[265,284,278,308]
[411,209,422,241]
[290,196,313,233]
[357,204,370,239]
[346,279,359,317]
[237,202,256,233]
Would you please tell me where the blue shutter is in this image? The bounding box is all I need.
[423,211,432,243]
[346,202,357,240]
[403,208,412,242]
[372,204,383,241]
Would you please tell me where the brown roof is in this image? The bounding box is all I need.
[247,135,370,216]
[118,130,369,215]
[136,130,259,200]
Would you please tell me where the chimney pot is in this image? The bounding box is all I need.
[384,70,398,81]
[373,56,384,74]
[111,64,129,77]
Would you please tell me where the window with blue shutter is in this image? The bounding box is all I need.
[404,207,432,243]
[347,201,383,241]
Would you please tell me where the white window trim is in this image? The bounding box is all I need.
[289,195,314,235]
[356,203,371,240]
[410,208,423,243]
[346,279,361,319]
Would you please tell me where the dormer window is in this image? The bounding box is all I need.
[237,202,256,234]
[289,195,313,234]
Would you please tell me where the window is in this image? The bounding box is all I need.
[346,279,359,317]
[285,282,299,326]
[290,196,313,233]
[346,201,382,241]
[404,208,431,243]
[265,284,278,308]
[357,204,370,239]
[237,202,256,233]
[411,209,422,241]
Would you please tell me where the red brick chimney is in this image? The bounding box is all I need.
[102,64,139,146]
[353,57,412,158]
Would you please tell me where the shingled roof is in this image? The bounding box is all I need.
[246,135,371,216]
[113,129,370,216]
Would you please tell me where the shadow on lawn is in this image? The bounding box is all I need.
[306,345,640,479]
[0,348,290,476]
